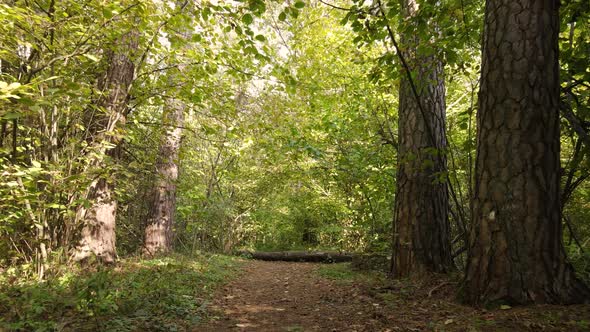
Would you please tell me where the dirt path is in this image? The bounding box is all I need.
[197,260,590,332]
[200,260,388,331]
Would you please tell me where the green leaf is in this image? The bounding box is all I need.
[255,35,266,42]
[102,7,113,19]
[278,11,287,21]
[2,112,21,120]
[340,12,351,25]
[294,1,305,9]
[46,203,65,209]
[242,13,253,25]
[192,34,202,42]
[84,54,100,62]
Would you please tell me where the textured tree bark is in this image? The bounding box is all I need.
[143,5,190,255]
[74,31,138,264]
[75,178,118,263]
[143,100,184,255]
[392,0,453,278]
[463,0,590,305]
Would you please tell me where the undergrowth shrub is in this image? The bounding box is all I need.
[0,254,239,331]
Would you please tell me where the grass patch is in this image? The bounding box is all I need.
[316,263,385,284]
[316,263,357,281]
[0,254,241,331]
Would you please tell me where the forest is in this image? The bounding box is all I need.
[1,0,590,331]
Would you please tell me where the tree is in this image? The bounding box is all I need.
[463,0,590,304]
[143,1,190,255]
[391,0,452,277]
[74,30,138,263]
[143,99,184,255]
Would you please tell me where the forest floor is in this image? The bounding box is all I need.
[0,254,240,331]
[200,260,590,332]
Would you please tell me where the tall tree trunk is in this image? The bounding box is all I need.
[74,31,138,263]
[143,2,190,255]
[463,0,590,305]
[143,100,184,255]
[392,0,452,277]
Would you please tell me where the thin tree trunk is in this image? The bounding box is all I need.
[392,0,452,277]
[143,100,184,255]
[74,31,138,264]
[143,1,190,255]
[463,0,590,305]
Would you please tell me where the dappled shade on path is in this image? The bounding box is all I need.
[199,260,590,331]
[201,260,388,331]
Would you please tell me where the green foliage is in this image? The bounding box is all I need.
[559,0,590,284]
[564,188,590,283]
[316,262,384,284]
[0,0,286,267]
[316,263,357,281]
[0,254,240,331]
[170,2,397,253]
[0,0,589,304]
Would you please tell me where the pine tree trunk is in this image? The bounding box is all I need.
[143,100,184,255]
[74,31,137,263]
[463,0,590,305]
[392,0,452,277]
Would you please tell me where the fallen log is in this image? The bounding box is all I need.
[237,250,354,263]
